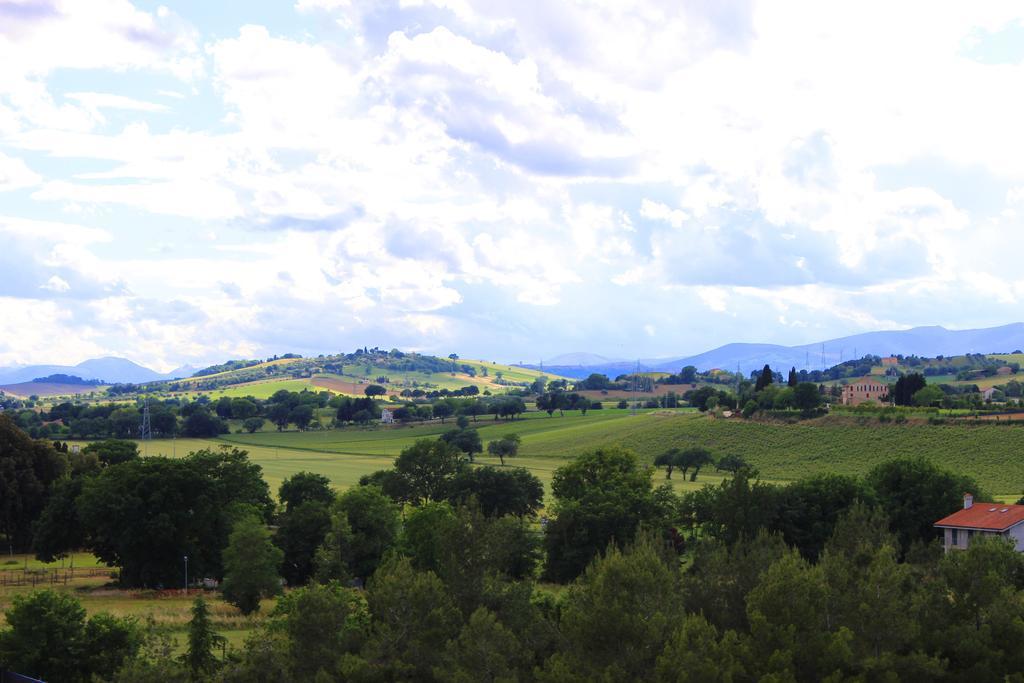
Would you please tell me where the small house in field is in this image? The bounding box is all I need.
[840,377,889,406]
[881,356,899,366]
[934,493,1024,552]
[380,408,394,424]
[982,387,998,402]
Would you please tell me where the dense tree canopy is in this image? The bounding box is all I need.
[544,447,677,582]
[71,448,273,587]
[0,414,67,550]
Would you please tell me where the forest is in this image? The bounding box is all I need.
[2,411,1023,681]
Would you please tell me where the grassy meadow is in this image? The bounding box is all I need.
[100,407,1024,498]
[0,553,264,650]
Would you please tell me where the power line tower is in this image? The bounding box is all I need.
[631,360,640,415]
[139,397,152,442]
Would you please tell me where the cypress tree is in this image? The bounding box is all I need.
[183,596,225,678]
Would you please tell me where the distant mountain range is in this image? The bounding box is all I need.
[528,324,1024,379]
[0,357,196,385]
[6,322,1024,387]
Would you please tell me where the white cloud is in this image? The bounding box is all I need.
[640,199,687,228]
[3,2,1024,364]
[0,151,41,190]
[41,275,70,292]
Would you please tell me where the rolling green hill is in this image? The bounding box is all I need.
[106,409,1024,499]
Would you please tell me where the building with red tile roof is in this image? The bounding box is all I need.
[934,493,1024,552]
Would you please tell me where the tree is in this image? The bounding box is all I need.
[682,531,788,633]
[401,502,458,573]
[365,384,387,398]
[654,448,681,479]
[182,596,226,678]
[279,471,334,512]
[775,473,873,560]
[335,396,376,423]
[436,607,528,683]
[788,366,798,388]
[0,415,67,550]
[755,364,774,391]
[543,534,683,681]
[486,433,521,466]
[242,416,265,433]
[544,447,677,582]
[430,503,542,614]
[912,385,944,407]
[315,485,400,581]
[230,398,258,420]
[33,477,86,562]
[793,382,821,411]
[499,397,526,420]
[683,469,782,546]
[746,550,850,681]
[679,366,698,383]
[446,466,544,518]
[267,402,292,431]
[288,404,314,430]
[268,582,369,679]
[182,408,228,437]
[866,457,984,554]
[819,505,924,665]
[433,402,454,423]
[221,515,284,615]
[678,447,715,481]
[275,500,332,586]
[715,454,749,473]
[364,556,462,680]
[655,614,750,683]
[392,439,467,505]
[77,448,273,587]
[892,372,927,406]
[0,590,140,683]
[440,427,483,462]
[82,439,139,466]
[579,373,610,390]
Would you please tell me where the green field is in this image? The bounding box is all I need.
[178,378,321,400]
[111,409,1024,498]
[990,353,1024,364]
[0,557,265,650]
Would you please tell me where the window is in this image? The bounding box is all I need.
[952,528,959,546]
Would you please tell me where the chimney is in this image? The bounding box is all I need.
[964,493,974,510]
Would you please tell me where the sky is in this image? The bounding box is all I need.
[2,0,1024,371]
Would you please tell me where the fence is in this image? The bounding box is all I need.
[0,566,115,588]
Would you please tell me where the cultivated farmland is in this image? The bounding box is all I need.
[111,409,1024,498]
